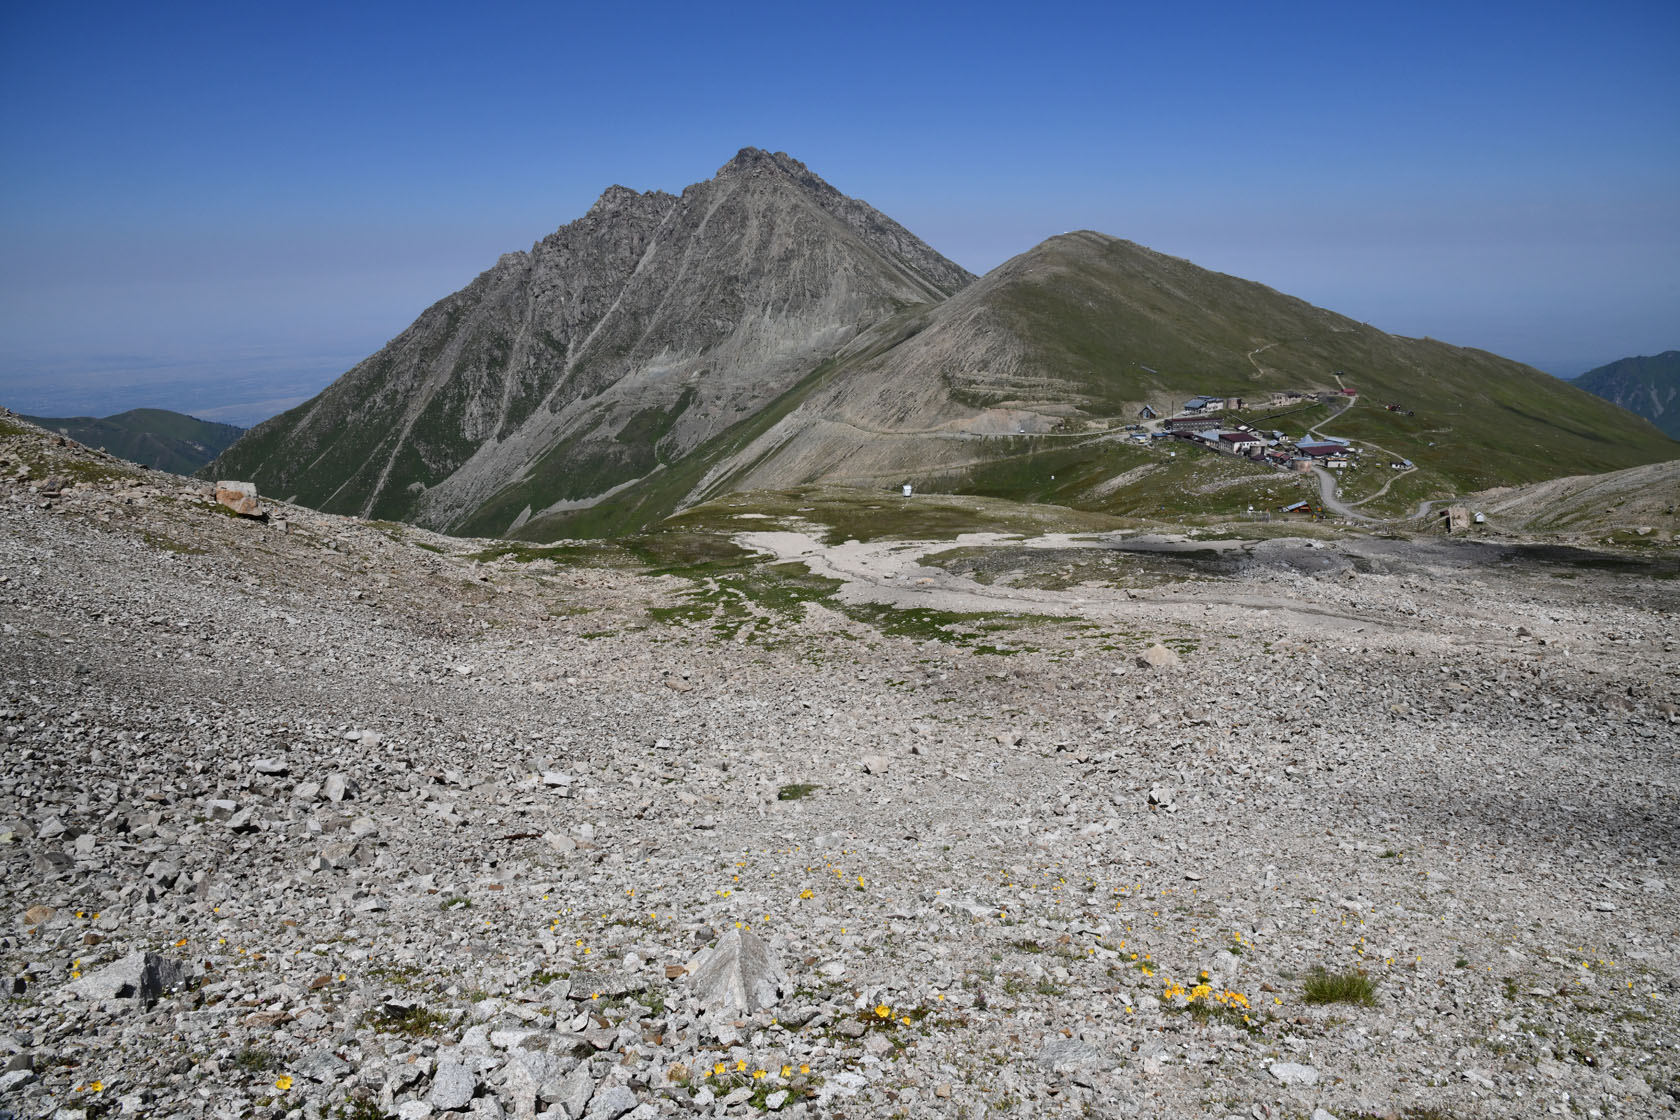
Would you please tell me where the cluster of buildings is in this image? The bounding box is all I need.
[1134,392,1367,472]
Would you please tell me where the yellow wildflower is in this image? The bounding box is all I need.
[275,1075,293,1091]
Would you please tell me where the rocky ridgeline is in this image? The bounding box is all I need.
[1,412,1677,1119]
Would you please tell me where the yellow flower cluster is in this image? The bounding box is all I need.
[707,1061,809,1080]
[1161,978,1250,1010]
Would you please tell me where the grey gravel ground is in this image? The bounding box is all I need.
[2,416,1677,1120]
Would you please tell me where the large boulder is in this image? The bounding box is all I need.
[687,926,788,1014]
[213,481,264,517]
[65,951,186,1005]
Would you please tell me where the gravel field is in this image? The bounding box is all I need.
[2,417,1677,1120]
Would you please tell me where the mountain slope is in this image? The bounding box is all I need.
[1573,351,1680,438]
[22,408,244,474]
[517,232,1676,536]
[205,149,973,533]
[1473,459,1680,537]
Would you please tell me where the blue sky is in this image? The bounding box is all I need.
[2,0,1676,425]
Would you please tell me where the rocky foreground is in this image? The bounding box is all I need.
[2,415,1677,1120]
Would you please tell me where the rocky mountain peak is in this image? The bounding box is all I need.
[715,146,812,180]
[584,183,676,219]
[206,149,974,532]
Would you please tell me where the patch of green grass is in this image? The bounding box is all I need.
[438,895,472,911]
[141,529,207,555]
[233,1047,280,1072]
[1302,967,1377,1007]
[362,1002,450,1038]
[777,783,819,801]
[1169,999,1269,1036]
[327,1095,386,1120]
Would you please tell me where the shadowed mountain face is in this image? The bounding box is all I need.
[205,149,973,533]
[23,408,243,475]
[208,156,1675,541]
[1573,351,1680,439]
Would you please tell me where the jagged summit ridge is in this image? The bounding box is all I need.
[205,150,975,532]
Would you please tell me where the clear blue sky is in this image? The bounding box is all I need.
[2,0,1676,425]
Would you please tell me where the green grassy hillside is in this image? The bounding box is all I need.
[22,408,244,475]
[921,234,1676,513]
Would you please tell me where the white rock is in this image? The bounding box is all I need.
[1269,1061,1319,1087]
[687,926,788,1013]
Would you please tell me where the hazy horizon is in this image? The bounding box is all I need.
[3,2,1676,428]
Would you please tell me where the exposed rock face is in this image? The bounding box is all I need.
[205,149,973,535]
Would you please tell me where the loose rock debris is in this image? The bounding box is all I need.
[0,410,1676,1118]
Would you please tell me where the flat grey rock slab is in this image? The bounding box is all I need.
[64,951,185,1004]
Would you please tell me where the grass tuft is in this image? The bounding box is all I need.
[1302,967,1376,1007]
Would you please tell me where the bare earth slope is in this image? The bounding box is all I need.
[1474,458,1680,537]
[205,149,973,535]
[5,411,1678,1119]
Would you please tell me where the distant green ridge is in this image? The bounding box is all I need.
[21,408,244,475]
[1573,351,1680,439]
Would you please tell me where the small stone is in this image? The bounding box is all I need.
[1269,1061,1319,1087]
[1036,1036,1118,1074]
[555,1063,593,1118]
[861,754,889,775]
[324,772,358,803]
[583,1085,637,1120]
[294,1048,352,1083]
[429,1060,477,1110]
[1136,643,1180,669]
